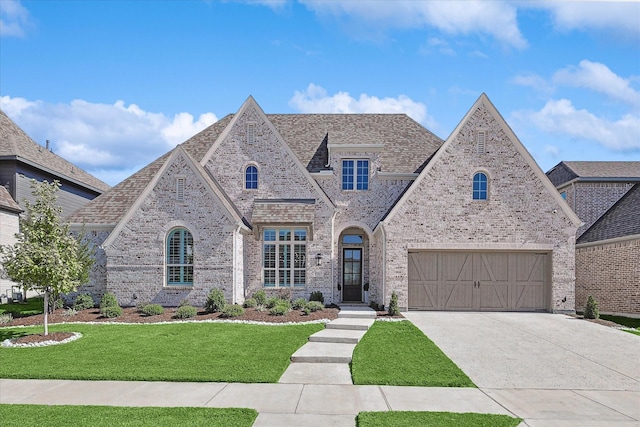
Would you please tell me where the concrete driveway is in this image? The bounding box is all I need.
[403,312,640,390]
[404,312,640,425]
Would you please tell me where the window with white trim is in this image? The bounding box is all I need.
[342,159,369,190]
[473,172,488,200]
[263,228,306,287]
[245,165,258,189]
[166,228,193,286]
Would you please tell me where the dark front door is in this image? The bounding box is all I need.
[342,248,362,302]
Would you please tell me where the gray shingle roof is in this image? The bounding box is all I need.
[0,109,110,193]
[577,183,640,244]
[0,185,22,213]
[68,113,442,225]
[563,161,640,178]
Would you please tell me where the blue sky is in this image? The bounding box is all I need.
[1,0,638,186]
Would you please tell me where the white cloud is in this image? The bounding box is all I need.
[522,98,640,152]
[299,0,527,48]
[541,1,640,38]
[511,72,553,95]
[0,0,32,37]
[0,95,218,185]
[543,144,560,157]
[553,60,640,108]
[289,83,435,127]
[420,37,456,56]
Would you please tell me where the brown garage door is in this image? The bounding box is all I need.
[408,251,548,311]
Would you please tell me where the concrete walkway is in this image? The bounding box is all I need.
[279,305,375,385]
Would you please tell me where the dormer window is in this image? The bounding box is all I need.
[342,159,369,190]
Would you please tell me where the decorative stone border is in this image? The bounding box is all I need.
[2,332,83,348]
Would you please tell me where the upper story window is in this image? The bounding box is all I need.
[245,165,258,189]
[342,159,369,190]
[166,228,193,286]
[473,172,488,200]
[263,228,306,288]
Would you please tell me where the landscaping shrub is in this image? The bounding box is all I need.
[388,291,399,316]
[205,289,226,313]
[74,293,95,311]
[584,295,599,319]
[221,304,245,318]
[265,296,280,309]
[309,291,324,304]
[270,300,291,316]
[100,292,119,310]
[174,305,197,319]
[292,297,307,310]
[0,313,12,324]
[243,298,257,308]
[141,304,164,316]
[304,301,324,313]
[54,297,64,309]
[101,305,123,318]
[253,290,267,306]
[63,308,77,317]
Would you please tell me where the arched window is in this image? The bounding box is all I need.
[473,172,488,200]
[245,165,258,189]
[167,228,193,286]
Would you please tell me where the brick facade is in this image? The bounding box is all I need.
[576,238,640,315]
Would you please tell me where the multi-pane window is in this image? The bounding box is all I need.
[263,228,306,287]
[473,172,488,200]
[245,165,258,189]
[342,159,369,190]
[167,228,193,286]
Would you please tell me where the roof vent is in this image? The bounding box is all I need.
[476,131,486,154]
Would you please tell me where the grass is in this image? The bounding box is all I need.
[599,314,640,329]
[357,411,521,427]
[0,297,44,316]
[0,322,323,382]
[351,321,474,387]
[1,404,257,427]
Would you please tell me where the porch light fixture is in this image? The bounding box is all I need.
[315,253,323,266]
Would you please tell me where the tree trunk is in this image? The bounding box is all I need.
[43,288,49,336]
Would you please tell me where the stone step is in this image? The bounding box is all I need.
[290,342,357,363]
[338,308,377,319]
[325,317,374,331]
[278,363,353,385]
[309,328,366,344]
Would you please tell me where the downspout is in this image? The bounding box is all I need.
[331,210,337,302]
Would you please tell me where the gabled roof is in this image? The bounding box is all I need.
[0,185,22,214]
[577,183,640,244]
[0,109,110,193]
[380,93,582,228]
[547,161,640,187]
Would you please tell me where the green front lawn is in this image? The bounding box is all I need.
[351,321,474,387]
[0,322,323,382]
[1,404,257,427]
[0,297,44,316]
[357,411,521,427]
[600,314,640,336]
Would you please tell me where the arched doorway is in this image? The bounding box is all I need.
[338,227,369,303]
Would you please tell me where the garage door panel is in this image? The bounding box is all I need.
[408,251,549,312]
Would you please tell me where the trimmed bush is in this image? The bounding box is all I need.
[205,289,226,313]
[388,291,400,316]
[584,295,599,319]
[270,300,291,316]
[221,304,245,318]
[74,293,95,311]
[265,296,279,309]
[305,301,324,313]
[292,297,307,310]
[100,293,119,310]
[63,308,77,317]
[0,313,13,324]
[243,298,257,308]
[141,304,164,316]
[309,291,324,304]
[174,305,197,319]
[101,305,123,318]
[253,290,267,306]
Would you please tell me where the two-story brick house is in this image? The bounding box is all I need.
[68,94,581,312]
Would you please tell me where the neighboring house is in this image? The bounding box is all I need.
[0,109,110,217]
[0,186,22,302]
[547,161,640,316]
[68,94,580,312]
[0,109,111,300]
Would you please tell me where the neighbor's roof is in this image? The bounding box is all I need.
[578,183,640,244]
[547,161,640,187]
[69,112,442,225]
[0,185,22,213]
[0,109,110,193]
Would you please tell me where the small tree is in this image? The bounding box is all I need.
[0,180,94,335]
[388,291,400,316]
[584,295,599,320]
